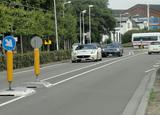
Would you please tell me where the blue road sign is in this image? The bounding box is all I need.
[2,36,16,51]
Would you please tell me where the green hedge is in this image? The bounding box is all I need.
[0,50,71,72]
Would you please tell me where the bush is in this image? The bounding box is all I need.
[0,50,71,71]
[122,30,151,44]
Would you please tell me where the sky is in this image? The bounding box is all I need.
[108,0,160,9]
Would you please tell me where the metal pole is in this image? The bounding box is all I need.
[80,12,82,44]
[147,4,150,31]
[82,12,85,44]
[89,7,91,44]
[53,0,59,50]
[63,1,71,49]
[63,3,65,18]
[63,1,71,18]
[119,14,122,43]
[20,35,23,54]
[89,5,93,44]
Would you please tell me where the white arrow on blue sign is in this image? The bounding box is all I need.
[2,36,16,51]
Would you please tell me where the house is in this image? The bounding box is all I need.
[110,4,160,43]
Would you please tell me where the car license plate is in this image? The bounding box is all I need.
[81,58,85,61]
[109,54,112,56]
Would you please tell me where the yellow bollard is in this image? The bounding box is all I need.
[34,48,40,79]
[7,51,13,90]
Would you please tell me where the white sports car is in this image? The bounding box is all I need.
[71,44,102,63]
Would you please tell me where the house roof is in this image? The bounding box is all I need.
[112,4,160,17]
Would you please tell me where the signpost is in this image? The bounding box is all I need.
[2,36,16,90]
[31,36,42,81]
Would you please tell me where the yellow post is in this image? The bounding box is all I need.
[34,48,40,80]
[7,51,13,90]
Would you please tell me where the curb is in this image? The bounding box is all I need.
[122,68,158,115]
[136,69,157,115]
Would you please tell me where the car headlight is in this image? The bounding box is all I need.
[72,51,77,56]
[116,48,120,51]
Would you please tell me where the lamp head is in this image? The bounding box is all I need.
[89,5,94,7]
[67,1,71,4]
[82,10,87,13]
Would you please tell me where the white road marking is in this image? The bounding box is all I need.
[41,55,130,82]
[47,53,145,87]
[153,65,160,68]
[145,68,155,73]
[0,52,145,108]
[13,51,133,75]
[129,52,131,55]
[0,96,25,107]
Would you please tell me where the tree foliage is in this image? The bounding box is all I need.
[71,0,115,42]
[122,30,150,44]
[0,0,116,50]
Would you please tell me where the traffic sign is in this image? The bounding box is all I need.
[44,40,52,45]
[31,36,42,48]
[2,36,16,51]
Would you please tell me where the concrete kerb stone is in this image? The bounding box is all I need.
[0,87,36,97]
[122,68,158,115]
[135,69,157,115]
[23,81,52,88]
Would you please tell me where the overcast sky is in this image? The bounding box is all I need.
[108,0,160,9]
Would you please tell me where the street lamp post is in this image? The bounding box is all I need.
[82,10,86,45]
[119,12,128,43]
[53,0,59,50]
[79,12,82,44]
[119,13,122,43]
[62,1,71,49]
[89,5,93,44]
[63,1,71,18]
[147,4,150,31]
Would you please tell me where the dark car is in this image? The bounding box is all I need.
[102,43,123,57]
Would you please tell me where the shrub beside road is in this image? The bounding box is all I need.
[0,50,71,71]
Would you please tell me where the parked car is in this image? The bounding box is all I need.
[71,44,102,63]
[148,42,160,55]
[102,43,123,57]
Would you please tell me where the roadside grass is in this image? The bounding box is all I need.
[149,89,156,104]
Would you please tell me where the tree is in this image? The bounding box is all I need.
[71,0,116,43]
[122,30,147,44]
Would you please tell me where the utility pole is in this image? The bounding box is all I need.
[82,10,86,45]
[89,5,93,44]
[53,0,59,50]
[147,4,150,31]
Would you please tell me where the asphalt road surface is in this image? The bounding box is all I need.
[0,48,159,115]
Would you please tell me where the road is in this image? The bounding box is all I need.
[0,48,159,115]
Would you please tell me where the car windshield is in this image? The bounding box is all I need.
[76,44,97,50]
[107,44,120,48]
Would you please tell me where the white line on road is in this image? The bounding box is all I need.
[47,53,145,87]
[13,51,134,75]
[0,96,26,107]
[0,52,142,108]
[41,55,130,82]
[145,68,155,73]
